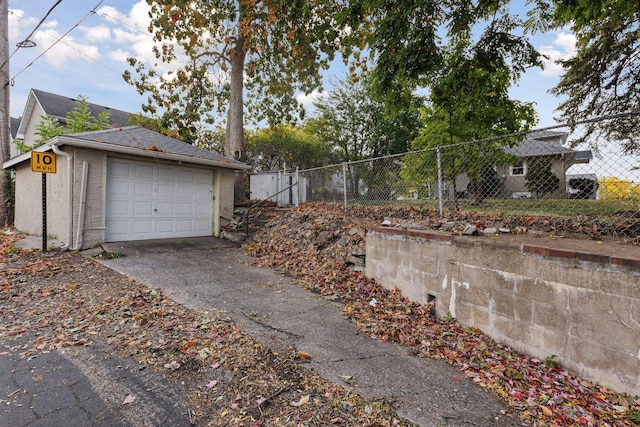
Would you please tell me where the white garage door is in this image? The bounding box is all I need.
[105,158,213,242]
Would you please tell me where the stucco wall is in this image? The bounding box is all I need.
[70,148,108,249]
[366,228,640,396]
[14,159,70,245]
[219,168,235,222]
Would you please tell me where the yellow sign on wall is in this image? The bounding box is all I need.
[31,152,57,173]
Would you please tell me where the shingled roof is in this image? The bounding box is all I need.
[32,89,131,126]
[4,126,250,171]
[16,89,132,139]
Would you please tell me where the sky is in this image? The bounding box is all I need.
[6,0,576,128]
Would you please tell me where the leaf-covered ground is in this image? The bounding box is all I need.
[0,229,413,426]
[245,202,640,427]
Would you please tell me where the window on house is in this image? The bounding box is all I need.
[510,160,526,176]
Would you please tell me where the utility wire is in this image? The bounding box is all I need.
[1,0,64,70]
[97,10,153,38]
[8,0,104,86]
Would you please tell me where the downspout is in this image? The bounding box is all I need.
[51,144,72,251]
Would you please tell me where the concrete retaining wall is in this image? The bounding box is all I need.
[365,227,640,396]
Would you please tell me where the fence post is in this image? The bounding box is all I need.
[295,167,300,207]
[342,163,348,211]
[437,146,444,217]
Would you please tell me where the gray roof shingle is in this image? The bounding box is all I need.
[32,89,131,127]
[62,126,246,167]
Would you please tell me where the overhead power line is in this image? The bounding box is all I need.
[8,0,104,86]
[0,0,64,71]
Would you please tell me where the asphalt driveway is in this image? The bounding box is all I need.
[97,237,523,427]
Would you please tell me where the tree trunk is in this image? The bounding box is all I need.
[225,30,247,202]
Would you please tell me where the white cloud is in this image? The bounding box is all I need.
[8,9,38,43]
[32,29,100,67]
[297,89,326,106]
[539,30,577,77]
[80,24,111,43]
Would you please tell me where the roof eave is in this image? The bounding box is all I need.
[3,137,251,170]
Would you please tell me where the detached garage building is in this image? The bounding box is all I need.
[3,126,250,249]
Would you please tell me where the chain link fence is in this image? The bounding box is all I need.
[288,122,640,240]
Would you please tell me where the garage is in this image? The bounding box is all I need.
[105,158,214,242]
[4,126,250,250]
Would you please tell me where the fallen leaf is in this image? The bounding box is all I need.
[206,379,218,388]
[290,395,310,407]
[164,361,180,370]
[296,351,312,360]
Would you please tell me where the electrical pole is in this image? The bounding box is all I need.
[0,0,10,226]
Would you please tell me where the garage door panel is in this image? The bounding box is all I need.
[178,170,194,182]
[106,158,213,242]
[133,201,154,215]
[195,219,210,232]
[107,200,130,216]
[108,220,129,235]
[157,202,175,215]
[156,220,175,233]
[195,187,211,200]
[177,203,193,215]
[134,181,154,197]
[109,161,131,177]
[134,164,154,179]
[107,179,132,197]
[177,219,195,232]
[158,167,174,180]
[195,203,212,216]
[195,171,211,184]
[132,220,153,234]
[157,183,175,199]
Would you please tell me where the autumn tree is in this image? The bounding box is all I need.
[124,1,357,199]
[306,73,423,199]
[526,0,640,153]
[246,124,335,172]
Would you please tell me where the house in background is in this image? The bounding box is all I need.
[10,88,131,158]
[450,130,593,199]
[5,89,250,249]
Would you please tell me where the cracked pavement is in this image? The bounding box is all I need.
[99,237,524,427]
[0,334,192,427]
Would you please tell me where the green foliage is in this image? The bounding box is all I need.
[124,0,355,155]
[33,116,64,147]
[23,97,113,151]
[308,73,423,163]
[246,124,335,171]
[402,37,536,203]
[469,165,505,200]
[66,97,111,133]
[307,73,423,200]
[535,0,640,153]
[354,0,541,102]
[525,156,560,198]
[544,354,560,368]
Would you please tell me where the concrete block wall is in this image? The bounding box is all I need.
[366,227,640,396]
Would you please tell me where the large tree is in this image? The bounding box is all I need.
[123,0,354,163]
[246,124,335,171]
[307,73,423,199]
[402,13,540,204]
[537,0,640,154]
